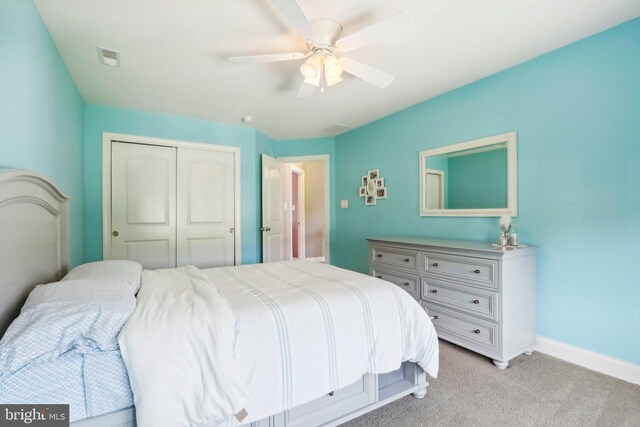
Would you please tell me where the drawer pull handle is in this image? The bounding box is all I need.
[474,269,481,274]
[403,282,410,286]
[377,254,382,258]
[431,289,438,293]
[432,315,438,320]
[432,263,438,267]
[328,391,334,396]
[376,275,382,279]
[472,299,480,304]
[404,258,410,262]
[473,329,481,334]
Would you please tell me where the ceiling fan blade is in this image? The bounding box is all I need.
[340,58,395,88]
[335,11,414,52]
[297,81,316,97]
[230,52,308,64]
[270,0,318,41]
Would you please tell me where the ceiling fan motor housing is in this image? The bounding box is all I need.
[310,19,343,48]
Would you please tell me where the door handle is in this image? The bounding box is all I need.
[229,228,234,233]
[260,227,272,232]
[112,231,119,237]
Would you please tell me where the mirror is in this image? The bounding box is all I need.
[419,132,517,217]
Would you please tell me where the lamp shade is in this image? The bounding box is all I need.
[323,54,343,80]
[300,51,323,79]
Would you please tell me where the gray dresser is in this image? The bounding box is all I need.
[368,237,537,369]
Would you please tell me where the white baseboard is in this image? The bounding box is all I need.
[305,257,325,263]
[535,336,640,385]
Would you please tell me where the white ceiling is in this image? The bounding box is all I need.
[35,0,639,140]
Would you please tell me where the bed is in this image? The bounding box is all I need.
[0,170,439,427]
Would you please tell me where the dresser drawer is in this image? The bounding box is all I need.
[371,245,419,271]
[423,303,498,354]
[423,252,498,288]
[372,267,420,299]
[422,280,498,321]
[286,375,376,427]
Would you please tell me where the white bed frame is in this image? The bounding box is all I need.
[0,169,429,427]
[0,169,69,336]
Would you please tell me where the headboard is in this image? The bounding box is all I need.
[0,169,69,337]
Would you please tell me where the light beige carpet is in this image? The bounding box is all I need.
[343,340,640,427]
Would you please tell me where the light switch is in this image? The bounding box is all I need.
[341,200,349,208]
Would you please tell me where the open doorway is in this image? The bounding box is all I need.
[290,165,305,259]
[282,156,329,263]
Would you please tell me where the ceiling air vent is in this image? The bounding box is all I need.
[321,124,349,135]
[97,47,120,67]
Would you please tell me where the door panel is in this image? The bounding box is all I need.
[177,148,235,268]
[262,155,286,262]
[125,240,172,270]
[111,142,177,269]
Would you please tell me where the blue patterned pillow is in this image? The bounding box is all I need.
[0,279,137,379]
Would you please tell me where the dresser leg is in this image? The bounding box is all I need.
[412,386,428,399]
[492,359,509,369]
[524,345,536,355]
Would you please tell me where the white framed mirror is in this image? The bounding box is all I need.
[419,132,517,217]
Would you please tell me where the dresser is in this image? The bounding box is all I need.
[368,237,537,369]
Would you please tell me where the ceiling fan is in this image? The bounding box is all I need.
[229,0,414,97]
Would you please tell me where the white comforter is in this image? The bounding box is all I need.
[120,261,439,426]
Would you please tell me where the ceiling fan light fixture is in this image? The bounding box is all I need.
[325,73,343,87]
[323,54,343,78]
[303,73,321,88]
[300,51,323,79]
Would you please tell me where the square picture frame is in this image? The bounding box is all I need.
[376,187,387,199]
[368,169,379,180]
[359,186,366,197]
[375,178,384,188]
[365,195,376,206]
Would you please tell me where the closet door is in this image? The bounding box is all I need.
[111,142,177,269]
[176,148,235,268]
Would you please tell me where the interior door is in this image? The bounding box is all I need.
[426,170,444,210]
[177,148,235,268]
[111,142,177,269]
[262,154,286,262]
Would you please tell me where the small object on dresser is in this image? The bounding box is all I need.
[498,216,512,246]
[509,222,519,246]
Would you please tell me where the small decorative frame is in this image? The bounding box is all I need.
[359,169,388,205]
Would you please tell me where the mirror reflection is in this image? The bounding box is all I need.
[425,143,508,210]
[419,132,517,217]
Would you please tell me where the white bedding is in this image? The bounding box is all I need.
[120,261,439,426]
[118,266,250,427]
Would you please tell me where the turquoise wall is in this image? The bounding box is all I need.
[83,105,273,265]
[334,19,640,364]
[0,0,85,266]
[274,137,337,264]
[447,149,508,209]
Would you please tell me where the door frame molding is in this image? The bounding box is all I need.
[289,165,305,260]
[102,132,242,265]
[279,155,331,264]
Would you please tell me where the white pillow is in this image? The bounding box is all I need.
[63,260,142,287]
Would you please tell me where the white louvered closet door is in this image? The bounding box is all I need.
[111,142,177,269]
[176,148,235,268]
